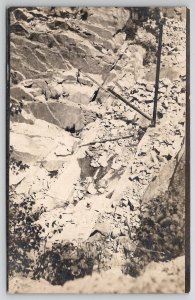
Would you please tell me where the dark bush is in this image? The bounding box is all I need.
[33,242,95,285]
[124,154,185,276]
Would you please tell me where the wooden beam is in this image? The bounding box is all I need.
[108,88,152,121]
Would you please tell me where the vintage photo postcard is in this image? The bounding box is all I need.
[7,7,190,293]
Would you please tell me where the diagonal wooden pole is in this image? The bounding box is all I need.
[108,88,152,121]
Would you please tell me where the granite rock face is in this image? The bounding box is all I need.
[8,7,187,293]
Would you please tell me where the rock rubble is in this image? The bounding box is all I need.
[9,7,187,292]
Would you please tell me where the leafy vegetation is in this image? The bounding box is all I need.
[124,154,185,277]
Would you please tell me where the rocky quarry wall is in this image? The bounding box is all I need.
[8,7,187,293]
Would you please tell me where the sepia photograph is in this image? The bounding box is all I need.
[7,6,190,293]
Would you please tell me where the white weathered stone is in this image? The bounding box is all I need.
[87,183,97,195]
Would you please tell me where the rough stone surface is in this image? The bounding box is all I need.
[8,7,187,293]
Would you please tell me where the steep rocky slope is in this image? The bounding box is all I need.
[8,7,187,293]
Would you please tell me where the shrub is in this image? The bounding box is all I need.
[124,154,185,276]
